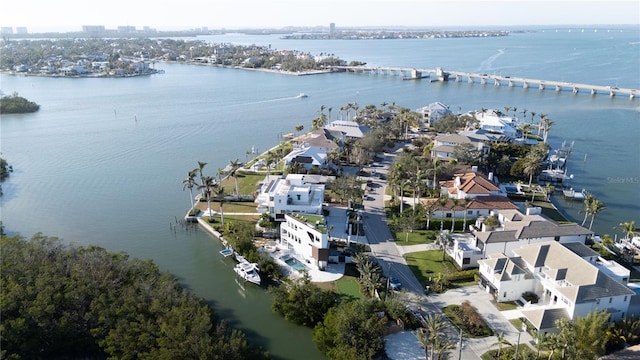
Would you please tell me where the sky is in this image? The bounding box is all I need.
[1,0,638,32]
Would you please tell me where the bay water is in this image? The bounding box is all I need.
[1,27,639,359]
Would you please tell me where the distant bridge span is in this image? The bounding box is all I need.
[330,66,638,99]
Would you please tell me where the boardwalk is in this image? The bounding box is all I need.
[330,65,638,99]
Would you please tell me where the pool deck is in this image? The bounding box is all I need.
[264,246,345,283]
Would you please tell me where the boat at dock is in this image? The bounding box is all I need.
[563,188,587,201]
[220,248,234,257]
[234,258,261,285]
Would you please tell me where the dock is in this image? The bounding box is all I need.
[330,66,638,99]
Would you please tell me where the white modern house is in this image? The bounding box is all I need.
[473,110,521,141]
[417,102,452,127]
[280,213,330,271]
[478,241,635,333]
[255,174,325,221]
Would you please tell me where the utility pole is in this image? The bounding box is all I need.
[457,326,463,360]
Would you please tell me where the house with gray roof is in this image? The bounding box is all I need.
[479,241,636,333]
[416,102,452,127]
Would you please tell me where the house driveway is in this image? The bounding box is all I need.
[425,285,535,359]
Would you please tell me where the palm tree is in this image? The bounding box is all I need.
[492,331,512,358]
[182,169,199,212]
[228,158,242,196]
[451,198,460,232]
[601,234,615,249]
[295,124,304,137]
[522,153,543,187]
[543,183,555,202]
[588,199,606,230]
[438,197,449,231]
[461,198,472,232]
[425,201,435,230]
[541,116,554,143]
[520,123,531,140]
[425,314,449,360]
[196,161,208,197]
[197,175,216,222]
[215,185,225,226]
[616,221,637,241]
[581,193,595,226]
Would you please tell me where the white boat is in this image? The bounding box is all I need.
[563,188,587,201]
[296,93,308,98]
[234,260,261,285]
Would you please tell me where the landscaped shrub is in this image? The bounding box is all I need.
[445,269,478,282]
[453,300,493,337]
[522,291,539,304]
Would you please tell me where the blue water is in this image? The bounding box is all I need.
[1,28,639,358]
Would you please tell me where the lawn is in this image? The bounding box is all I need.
[494,301,519,311]
[315,264,365,301]
[394,230,438,246]
[221,172,265,195]
[196,200,258,214]
[404,250,458,285]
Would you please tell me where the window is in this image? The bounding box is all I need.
[503,292,507,298]
[463,258,470,265]
[446,213,452,218]
[467,210,473,215]
[624,296,628,302]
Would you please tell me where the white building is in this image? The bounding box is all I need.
[417,102,452,128]
[479,241,635,333]
[282,128,340,171]
[255,174,325,221]
[473,110,520,140]
[324,120,371,139]
[280,213,330,270]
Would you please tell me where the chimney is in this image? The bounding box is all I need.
[488,172,494,182]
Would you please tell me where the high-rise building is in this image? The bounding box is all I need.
[329,23,335,34]
[16,27,28,34]
[82,25,106,33]
[1,27,13,35]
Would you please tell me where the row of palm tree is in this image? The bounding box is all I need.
[182,161,225,225]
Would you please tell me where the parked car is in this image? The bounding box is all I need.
[389,276,402,291]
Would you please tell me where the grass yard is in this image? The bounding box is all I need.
[404,250,457,285]
[494,301,519,311]
[315,264,364,301]
[394,230,438,246]
[196,200,258,214]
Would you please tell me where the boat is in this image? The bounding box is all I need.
[219,248,234,257]
[562,188,587,201]
[296,93,308,98]
[234,260,261,285]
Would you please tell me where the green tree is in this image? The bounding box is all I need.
[271,273,340,327]
[182,169,199,212]
[313,299,387,360]
[416,313,449,360]
[616,221,637,241]
[492,331,512,358]
[228,158,242,196]
[588,199,606,231]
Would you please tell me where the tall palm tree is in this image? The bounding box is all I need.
[438,197,449,231]
[462,198,472,232]
[417,313,449,360]
[197,175,216,222]
[588,199,606,230]
[196,161,208,197]
[215,185,225,226]
[182,169,199,212]
[541,116,554,143]
[451,198,460,232]
[228,159,242,196]
[581,193,595,226]
[295,124,304,137]
[616,221,637,241]
[425,201,435,230]
[522,153,543,187]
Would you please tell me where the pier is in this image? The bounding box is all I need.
[330,66,638,99]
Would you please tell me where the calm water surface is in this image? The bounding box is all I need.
[1,28,639,358]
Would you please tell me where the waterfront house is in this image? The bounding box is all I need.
[440,171,503,199]
[472,207,593,258]
[282,128,340,171]
[280,213,330,271]
[478,241,635,333]
[473,110,520,141]
[255,174,325,221]
[324,120,371,139]
[416,102,452,128]
[430,133,487,161]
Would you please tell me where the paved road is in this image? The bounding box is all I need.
[362,144,532,360]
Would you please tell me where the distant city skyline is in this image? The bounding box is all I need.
[1,0,638,33]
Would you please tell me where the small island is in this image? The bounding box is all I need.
[0,93,40,114]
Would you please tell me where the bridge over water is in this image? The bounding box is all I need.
[330,66,638,99]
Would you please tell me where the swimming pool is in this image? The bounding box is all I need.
[504,185,518,193]
[282,254,308,272]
